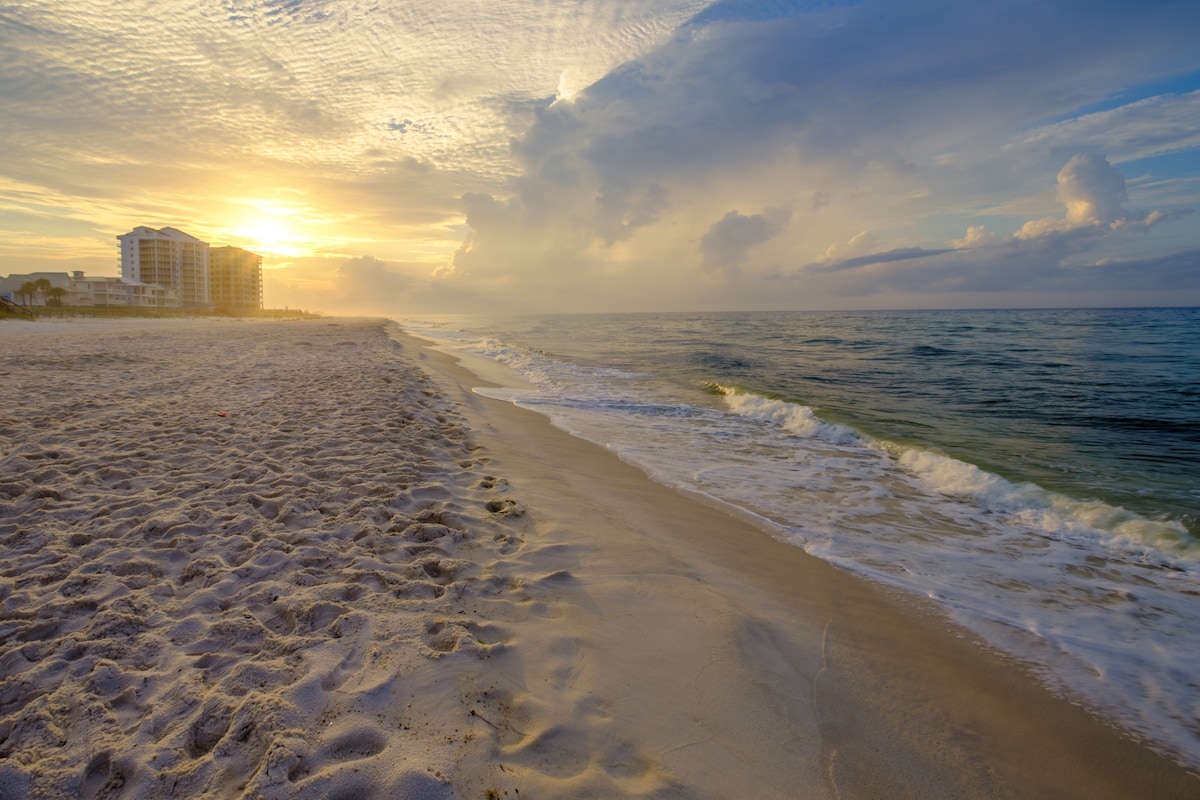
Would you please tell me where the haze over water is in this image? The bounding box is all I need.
[404,306,1200,768]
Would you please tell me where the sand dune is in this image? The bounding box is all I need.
[2,317,1196,800]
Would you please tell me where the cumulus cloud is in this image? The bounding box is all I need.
[1016,154,1126,236]
[1059,154,1128,226]
[950,226,1000,249]
[699,207,791,269]
[1015,154,1187,239]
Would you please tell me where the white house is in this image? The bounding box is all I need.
[0,271,177,308]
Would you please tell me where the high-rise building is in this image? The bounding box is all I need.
[208,246,263,312]
[117,226,210,308]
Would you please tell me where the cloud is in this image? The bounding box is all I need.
[788,240,1200,309]
[271,253,487,316]
[822,230,878,261]
[4,0,1200,311]
[1058,154,1128,226]
[598,182,671,245]
[950,226,1000,249]
[815,246,956,275]
[699,206,791,269]
[447,0,1200,309]
[1016,154,1127,237]
[0,0,707,280]
[794,153,1196,302]
[1015,154,1186,238]
[0,0,709,173]
[335,255,411,302]
[689,0,812,26]
[1015,90,1200,164]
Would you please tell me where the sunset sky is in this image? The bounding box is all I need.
[2,0,1198,313]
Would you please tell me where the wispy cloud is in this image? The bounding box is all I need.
[1015,91,1200,164]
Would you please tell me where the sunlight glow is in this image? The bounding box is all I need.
[225,199,313,258]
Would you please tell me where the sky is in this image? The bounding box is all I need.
[2,0,1199,314]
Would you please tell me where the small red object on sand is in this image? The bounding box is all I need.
[211,410,229,418]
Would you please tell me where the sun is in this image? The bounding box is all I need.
[247,219,290,249]
[231,215,305,257]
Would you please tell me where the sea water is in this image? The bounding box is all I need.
[398,308,1200,767]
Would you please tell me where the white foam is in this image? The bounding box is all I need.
[896,445,1197,557]
[711,384,862,445]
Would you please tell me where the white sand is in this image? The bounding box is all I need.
[1,318,541,798]
[1,317,1196,799]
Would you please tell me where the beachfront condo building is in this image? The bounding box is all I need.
[208,246,264,312]
[118,226,210,308]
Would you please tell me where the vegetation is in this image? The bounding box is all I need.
[9,278,66,312]
[17,280,45,305]
[24,305,321,320]
[0,297,35,320]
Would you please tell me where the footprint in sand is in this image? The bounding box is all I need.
[79,752,130,800]
[187,699,232,758]
[320,725,387,763]
[485,498,525,517]
[422,619,466,654]
[423,618,510,658]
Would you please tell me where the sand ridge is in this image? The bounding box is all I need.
[0,318,584,798]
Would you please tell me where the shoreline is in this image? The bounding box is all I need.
[396,325,1200,798]
[1,316,1195,798]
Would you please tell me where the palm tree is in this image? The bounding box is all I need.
[17,281,39,305]
[45,286,67,306]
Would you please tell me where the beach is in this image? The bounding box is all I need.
[1,317,1196,799]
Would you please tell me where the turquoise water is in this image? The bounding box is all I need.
[401,308,1200,766]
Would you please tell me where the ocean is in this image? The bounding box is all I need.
[399,307,1200,767]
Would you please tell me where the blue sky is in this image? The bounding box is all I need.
[1,0,1198,312]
